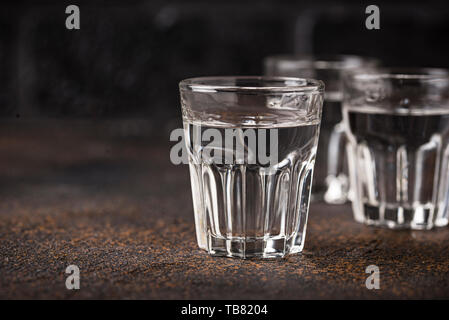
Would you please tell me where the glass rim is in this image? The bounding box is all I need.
[179,76,324,94]
[264,54,380,70]
[345,67,449,82]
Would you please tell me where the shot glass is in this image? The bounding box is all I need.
[343,68,449,230]
[179,76,324,258]
[264,55,379,204]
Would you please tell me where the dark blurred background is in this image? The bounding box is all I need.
[0,0,449,136]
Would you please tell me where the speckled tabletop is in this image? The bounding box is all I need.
[0,120,448,299]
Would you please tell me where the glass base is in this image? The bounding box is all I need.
[312,174,349,204]
[323,174,349,204]
[436,217,449,227]
[356,203,435,230]
[205,235,302,259]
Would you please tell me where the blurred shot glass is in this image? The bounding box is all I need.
[264,55,379,204]
[343,68,449,229]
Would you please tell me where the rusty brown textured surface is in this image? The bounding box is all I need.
[0,120,449,299]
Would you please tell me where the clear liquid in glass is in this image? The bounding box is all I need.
[345,107,449,229]
[184,116,320,258]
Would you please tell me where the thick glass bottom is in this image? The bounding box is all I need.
[205,234,302,259]
[312,174,349,205]
[355,202,436,230]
